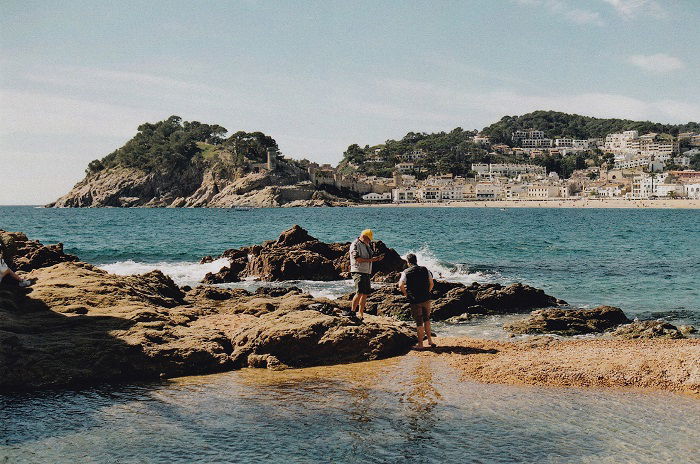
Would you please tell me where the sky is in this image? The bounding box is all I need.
[1,0,699,205]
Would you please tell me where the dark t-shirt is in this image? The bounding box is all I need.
[401,265,432,304]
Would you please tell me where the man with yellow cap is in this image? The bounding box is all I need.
[349,228,384,319]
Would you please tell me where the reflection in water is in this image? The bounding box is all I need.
[2,356,700,463]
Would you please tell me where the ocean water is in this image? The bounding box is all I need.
[2,206,700,463]
[1,206,698,324]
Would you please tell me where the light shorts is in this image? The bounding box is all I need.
[0,258,9,274]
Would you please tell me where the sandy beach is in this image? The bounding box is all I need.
[364,198,700,209]
[413,336,700,396]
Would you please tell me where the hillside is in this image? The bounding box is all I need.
[481,110,700,145]
[337,111,699,179]
[49,116,350,208]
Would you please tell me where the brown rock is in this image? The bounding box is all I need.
[504,306,631,336]
[0,237,414,391]
[612,320,687,339]
[0,230,78,272]
[202,226,407,283]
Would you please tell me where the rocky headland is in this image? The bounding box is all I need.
[1,227,698,396]
[47,116,355,208]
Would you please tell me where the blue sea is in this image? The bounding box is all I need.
[1,206,698,324]
[1,206,699,463]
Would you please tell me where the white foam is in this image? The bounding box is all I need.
[99,258,230,286]
[405,246,495,285]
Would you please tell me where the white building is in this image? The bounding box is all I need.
[522,138,553,148]
[527,185,560,199]
[684,183,700,199]
[473,134,491,145]
[472,163,546,179]
[392,187,418,203]
[512,129,545,141]
[362,192,392,202]
[395,162,415,173]
[475,183,503,199]
[605,130,639,155]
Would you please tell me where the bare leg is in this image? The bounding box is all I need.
[358,294,367,318]
[1,269,24,283]
[415,325,424,348]
[424,320,433,346]
[351,293,361,313]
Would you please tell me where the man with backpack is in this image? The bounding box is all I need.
[399,253,435,350]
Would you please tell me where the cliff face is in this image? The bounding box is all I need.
[49,159,350,208]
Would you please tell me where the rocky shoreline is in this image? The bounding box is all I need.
[1,227,697,396]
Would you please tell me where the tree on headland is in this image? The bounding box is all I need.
[86,115,230,175]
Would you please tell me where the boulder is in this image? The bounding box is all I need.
[504,306,631,336]
[229,309,413,368]
[611,320,687,339]
[342,281,565,321]
[201,226,407,283]
[0,230,78,272]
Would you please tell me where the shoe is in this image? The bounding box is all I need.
[18,280,33,288]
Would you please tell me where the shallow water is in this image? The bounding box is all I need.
[2,356,699,463]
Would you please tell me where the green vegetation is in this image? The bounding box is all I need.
[339,111,700,179]
[481,110,700,144]
[86,116,279,175]
[338,128,504,178]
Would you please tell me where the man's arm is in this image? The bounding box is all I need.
[428,272,434,291]
[399,280,407,296]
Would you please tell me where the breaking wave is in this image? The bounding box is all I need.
[404,246,499,285]
[99,258,230,286]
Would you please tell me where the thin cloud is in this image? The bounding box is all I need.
[627,54,685,73]
[512,0,604,26]
[375,77,700,125]
[601,0,667,19]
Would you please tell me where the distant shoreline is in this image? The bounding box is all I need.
[360,198,700,209]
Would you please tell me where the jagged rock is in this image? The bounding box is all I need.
[0,234,414,391]
[202,226,407,283]
[342,281,564,321]
[504,306,631,336]
[612,320,687,339]
[679,325,697,335]
[0,230,78,272]
[229,309,413,368]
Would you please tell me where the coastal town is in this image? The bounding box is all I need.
[307,129,700,203]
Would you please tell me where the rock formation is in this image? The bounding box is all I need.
[344,281,565,321]
[611,320,689,339]
[0,229,78,272]
[504,306,630,336]
[0,231,414,391]
[48,161,353,208]
[203,225,407,283]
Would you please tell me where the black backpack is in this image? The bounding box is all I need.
[404,265,431,303]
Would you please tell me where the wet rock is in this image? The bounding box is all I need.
[343,281,564,322]
[229,309,414,369]
[504,306,631,336]
[0,233,415,391]
[201,226,407,283]
[612,320,687,339]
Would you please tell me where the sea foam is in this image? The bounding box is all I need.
[99,258,230,286]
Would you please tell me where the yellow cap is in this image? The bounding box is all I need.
[361,229,374,240]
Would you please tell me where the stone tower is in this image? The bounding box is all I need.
[393,170,402,187]
[266,148,276,171]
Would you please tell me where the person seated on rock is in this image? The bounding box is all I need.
[0,243,33,287]
[349,229,383,319]
[399,253,435,350]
